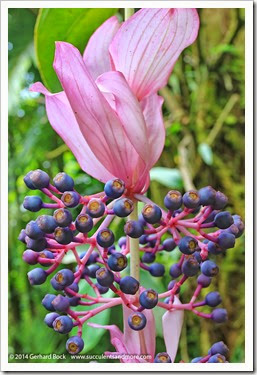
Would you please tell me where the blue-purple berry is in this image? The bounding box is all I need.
[75,213,93,233]
[86,264,100,278]
[52,295,70,312]
[142,252,156,263]
[149,263,165,277]
[118,236,127,248]
[66,336,84,354]
[96,283,109,294]
[128,312,147,331]
[53,269,74,288]
[207,241,223,255]
[107,253,128,271]
[142,204,162,224]
[212,191,228,209]
[53,208,73,227]
[197,274,211,287]
[139,289,158,309]
[191,357,203,363]
[164,190,182,210]
[210,341,229,357]
[18,229,27,243]
[86,198,105,218]
[23,196,43,212]
[198,186,216,206]
[61,191,80,208]
[169,263,182,278]
[154,353,172,363]
[217,232,235,249]
[104,178,125,199]
[205,291,222,307]
[96,228,115,248]
[25,220,44,239]
[182,257,200,277]
[113,198,134,217]
[23,171,37,190]
[27,268,47,285]
[119,276,139,295]
[163,238,176,252]
[30,169,50,189]
[53,172,74,192]
[96,268,114,287]
[179,236,198,255]
[124,220,144,238]
[211,308,228,323]
[53,315,73,334]
[36,215,58,233]
[42,294,56,311]
[25,236,47,252]
[201,260,219,277]
[22,249,38,265]
[54,227,73,244]
[44,312,60,328]
[183,190,200,209]
[214,211,233,229]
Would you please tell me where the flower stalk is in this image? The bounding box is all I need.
[128,200,140,282]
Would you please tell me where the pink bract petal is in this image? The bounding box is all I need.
[53,41,138,185]
[83,16,120,80]
[87,322,135,363]
[96,71,150,164]
[29,82,115,182]
[123,305,156,362]
[110,8,199,100]
[162,296,184,362]
[141,93,165,167]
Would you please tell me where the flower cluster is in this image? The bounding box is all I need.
[19,169,244,362]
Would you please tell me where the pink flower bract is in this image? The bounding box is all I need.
[30,8,199,194]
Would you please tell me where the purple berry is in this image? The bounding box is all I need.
[25,236,47,252]
[61,191,80,208]
[139,289,158,309]
[120,276,139,295]
[201,260,219,277]
[54,227,73,244]
[142,204,162,224]
[113,198,134,217]
[197,274,211,287]
[52,295,70,312]
[30,169,50,189]
[124,220,144,238]
[211,308,228,323]
[53,172,74,192]
[169,263,182,278]
[27,268,47,285]
[198,186,216,206]
[86,198,105,218]
[205,291,222,307]
[212,191,228,209]
[128,312,147,331]
[154,352,172,363]
[179,236,198,255]
[207,354,226,363]
[104,178,125,199]
[44,312,60,328]
[107,253,128,271]
[164,190,182,210]
[66,336,84,354]
[168,280,180,294]
[210,341,229,357]
[149,263,165,277]
[214,211,233,229]
[23,171,37,190]
[22,249,38,265]
[42,294,56,311]
[25,220,44,239]
[75,213,93,233]
[36,215,58,233]
[217,232,235,249]
[182,257,200,277]
[163,238,176,252]
[96,228,115,248]
[23,196,43,212]
[183,190,201,209]
[96,268,114,287]
[53,315,73,334]
[18,229,27,243]
[53,208,73,227]
[142,252,156,263]
[38,250,54,266]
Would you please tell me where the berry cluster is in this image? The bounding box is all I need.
[19,169,244,360]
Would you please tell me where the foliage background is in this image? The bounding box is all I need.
[8,8,245,363]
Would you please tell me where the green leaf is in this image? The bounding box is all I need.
[35,8,118,92]
[150,167,183,189]
[71,280,114,353]
[198,143,213,166]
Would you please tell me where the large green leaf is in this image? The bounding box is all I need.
[70,280,114,353]
[35,8,118,92]
[150,167,183,189]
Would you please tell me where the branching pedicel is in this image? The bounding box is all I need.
[19,170,244,363]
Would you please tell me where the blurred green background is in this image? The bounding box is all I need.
[8,8,245,363]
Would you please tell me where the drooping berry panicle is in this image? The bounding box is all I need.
[20,170,244,360]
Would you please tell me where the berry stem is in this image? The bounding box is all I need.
[128,200,140,282]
